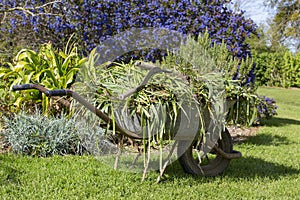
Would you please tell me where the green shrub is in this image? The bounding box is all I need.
[283,51,300,87]
[0,40,87,114]
[253,50,300,88]
[253,52,284,86]
[2,112,106,157]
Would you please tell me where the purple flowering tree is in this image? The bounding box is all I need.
[0,0,68,61]
[1,0,258,83]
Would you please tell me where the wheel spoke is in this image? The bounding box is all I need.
[178,127,233,176]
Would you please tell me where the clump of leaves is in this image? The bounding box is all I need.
[74,33,245,178]
[2,112,106,157]
[76,55,193,139]
[0,37,87,114]
[168,33,270,126]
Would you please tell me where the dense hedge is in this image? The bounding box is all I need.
[253,51,300,88]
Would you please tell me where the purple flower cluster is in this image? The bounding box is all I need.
[1,0,258,82]
[257,96,278,119]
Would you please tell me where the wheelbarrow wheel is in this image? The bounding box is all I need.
[177,128,233,176]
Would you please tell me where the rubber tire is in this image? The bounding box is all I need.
[177,128,233,176]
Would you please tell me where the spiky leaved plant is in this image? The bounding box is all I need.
[0,35,87,115]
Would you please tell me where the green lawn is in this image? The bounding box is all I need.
[1,87,299,199]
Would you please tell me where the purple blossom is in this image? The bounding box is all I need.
[1,0,258,83]
[257,96,278,119]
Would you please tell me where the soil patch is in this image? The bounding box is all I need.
[228,125,260,144]
[0,129,11,154]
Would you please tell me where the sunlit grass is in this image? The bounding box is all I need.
[0,87,299,199]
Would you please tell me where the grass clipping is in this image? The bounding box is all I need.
[75,34,239,180]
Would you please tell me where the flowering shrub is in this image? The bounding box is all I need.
[0,0,258,83]
[257,96,278,120]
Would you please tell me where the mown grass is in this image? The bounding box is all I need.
[0,87,299,199]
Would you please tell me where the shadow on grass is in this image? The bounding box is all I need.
[164,156,300,182]
[225,156,300,180]
[242,133,294,146]
[0,155,21,185]
[260,117,300,127]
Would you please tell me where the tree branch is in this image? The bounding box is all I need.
[0,1,63,17]
[36,0,62,9]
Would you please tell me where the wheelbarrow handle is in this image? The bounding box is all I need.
[12,84,35,91]
[12,84,71,97]
[45,89,71,97]
[12,84,143,139]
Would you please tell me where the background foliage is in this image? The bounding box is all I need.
[0,1,280,126]
[253,50,300,88]
[0,0,258,83]
[264,0,300,50]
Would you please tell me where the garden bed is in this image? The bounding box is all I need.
[0,125,260,155]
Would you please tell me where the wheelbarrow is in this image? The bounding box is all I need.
[12,62,241,180]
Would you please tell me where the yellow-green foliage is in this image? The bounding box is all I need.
[253,50,300,88]
[0,42,87,114]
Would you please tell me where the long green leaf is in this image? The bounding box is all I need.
[3,71,18,80]
[38,69,59,88]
